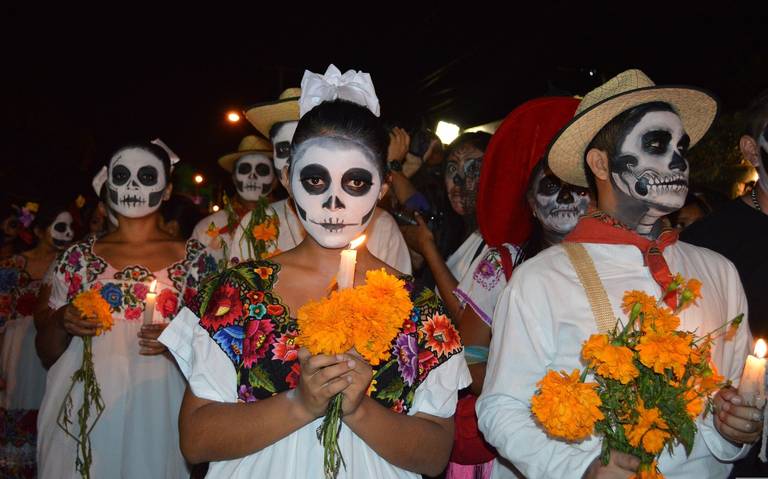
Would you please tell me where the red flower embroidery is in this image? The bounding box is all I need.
[201,284,242,331]
[66,272,82,298]
[124,306,142,321]
[272,331,298,362]
[132,283,148,301]
[401,317,417,335]
[285,362,301,389]
[423,313,461,358]
[242,319,275,368]
[391,399,405,414]
[266,304,285,317]
[183,287,197,305]
[418,350,439,381]
[15,291,38,317]
[157,288,179,319]
[0,294,12,317]
[246,290,265,304]
[254,266,273,280]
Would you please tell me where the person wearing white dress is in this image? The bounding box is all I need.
[161,68,469,478]
[34,141,218,478]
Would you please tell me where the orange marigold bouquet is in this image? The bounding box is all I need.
[531,275,742,478]
[57,289,114,479]
[297,269,413,479]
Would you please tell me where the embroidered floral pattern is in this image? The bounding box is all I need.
[472,249,504,291]
[54,238,216,323]
[0,256,41,328]
[195,260,462,413]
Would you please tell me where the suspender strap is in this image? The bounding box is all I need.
[562,242,615,334]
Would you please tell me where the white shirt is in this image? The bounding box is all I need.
[191,207,280,264]
[270,198,413,274]
[160,308,470,478]
[477,241,751,479]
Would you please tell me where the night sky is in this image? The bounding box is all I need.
[2,3,766,204]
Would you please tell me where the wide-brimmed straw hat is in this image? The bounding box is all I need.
[245,88,301,139]
[547,69,718,188]
[218,135,273,173]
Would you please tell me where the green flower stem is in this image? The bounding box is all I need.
[316,393,345,479]
[56,336,106,479]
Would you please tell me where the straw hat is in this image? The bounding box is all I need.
[245,88,301,139]
[218,135,273,173]
[547,69,718,187]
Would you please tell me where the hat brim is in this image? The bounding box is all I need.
[547,85,719,188]
[245,97,300,139]
[218,150,272,173]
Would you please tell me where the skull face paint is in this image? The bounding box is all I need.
[49,211,74,249]
[272,121,299,179]
[610,110,690,214]
[233,154,275,201]
[532,168,591,235]
[290,138,381,248]
[445,144,483,216]
[107,148,167,218]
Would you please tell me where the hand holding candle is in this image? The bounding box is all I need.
[337,235,366,290]
[143,280,157,325]
[739,338,767,407]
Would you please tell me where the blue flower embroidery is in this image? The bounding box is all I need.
[247,302,267,320]
[213,325,245,363]
[0,268,19,293]
[100,283,123,308]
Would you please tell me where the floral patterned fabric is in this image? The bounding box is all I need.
[37,236,219,479]
[54,236,216,322]
[0,255,38,332]
[192,260,462,414]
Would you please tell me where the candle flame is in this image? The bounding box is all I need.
[349,235,366,250]
[755,339,767,358]
[149,280,157,293]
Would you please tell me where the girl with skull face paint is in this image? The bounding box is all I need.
[159,90,470,478]
[34,142,218,479]
[0,202,74,478]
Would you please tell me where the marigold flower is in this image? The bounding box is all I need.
[631,461,663,479]
[531,369,603,442]
[252,221,278,242]
[582,335,639,384]
[623,401,670,453]
[636,331,691,379]
[72,289,113,335]
[642,306,680,334]
[622,290,657,316]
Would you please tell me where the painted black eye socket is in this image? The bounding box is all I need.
[53,222,67,233]
[255,163,272,177]
[112,164,131,186]
[299,164,331,195]
[342,168,373,196]
[137,166,159,186]
[677,134,691,156]
[237,162,253,175]
[445,161,459,178]
[464,158,482,178]
[275,142,291,158]
[538,175,561,196]
[642,131,672,155]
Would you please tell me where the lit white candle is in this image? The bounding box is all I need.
[143,280,158,325]
[337,235,366,290]
[739,338,767,407]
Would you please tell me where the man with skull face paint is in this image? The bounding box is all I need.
[191,135,280,263]
[0,202,74,478]
[681,91,768,477]
[35,142,217,478]
[245,87,412,273]
[477,70,760,479]
[159,66,469,479]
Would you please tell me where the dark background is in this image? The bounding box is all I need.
[2,3,766,204]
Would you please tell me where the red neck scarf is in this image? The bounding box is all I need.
[564,211,679,309]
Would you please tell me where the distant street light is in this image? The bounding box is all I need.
[212,204,220,212]
[227,111,241,123]
[194,174,204,184]
[436,121,460,145]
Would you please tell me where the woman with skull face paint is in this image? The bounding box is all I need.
[0,202,74,478]
[34,142,217,479]
[440,98,580,478]
[159,70,470,479]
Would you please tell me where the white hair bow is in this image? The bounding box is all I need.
[92,138,180,196]
[299,64,380,118]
